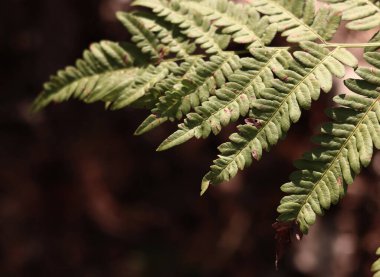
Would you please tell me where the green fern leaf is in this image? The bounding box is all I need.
[110,61,180,110]
[32,41,141,111]
[134,57,204,134]
[277,51,380,234]
[200,42,358,193]
[133,0,230,54]
[136,53,242,135]
[157,48,293,152]
[131,59,203,112]
[128,12,196,58]
[322,0,380,30]
[117,12,164,61]
[373,247,380,277]
[183,0,277,47]
[251,0,341,42]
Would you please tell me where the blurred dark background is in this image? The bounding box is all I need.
[0,0,379,276]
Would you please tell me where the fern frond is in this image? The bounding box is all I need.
[373,247,380,277]
[133,0,230,54]
[251,0,341,43]
[277,52,380,234]
[135,57,205,134]
[322,0,380,30]
[110,61,180,110]
[200,42,358,193]
[136,53,242,135]
[157,48,293,152]
[123,12,196,59]
[117,12,164,61]
[32,41,140,111]
[183,0,277,47]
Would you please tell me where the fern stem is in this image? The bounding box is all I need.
[323,42,380,48]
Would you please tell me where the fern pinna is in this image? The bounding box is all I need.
[373,247,380,277]
[33,0,380,271]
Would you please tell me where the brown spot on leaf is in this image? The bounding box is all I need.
[251,149,259,161]
[245,118,262,128]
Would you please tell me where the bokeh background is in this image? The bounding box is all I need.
[0,0,379,276]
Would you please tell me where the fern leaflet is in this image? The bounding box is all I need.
[373,247,380,277]
[250,0,341,43]
[322,0,380,30]
[184,0,277,47]
[136,53,242,135]
[33,41,140,111]
[277,52,380,234]
[118,12,196,59]
[133,0,231,54]
[117,12,164,61]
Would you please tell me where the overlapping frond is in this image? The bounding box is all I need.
[134,57,204,133]
[322,0,380,30]
[110,61,179,110]
[117,12,164,61]
[120,12,196,59]
[183,0,277,48]
[136,53,242,135]
[200,42,358,193]
[157,48,293,152]
[277,52,380,233]
[373,247,380,277]
[32,41,140,111]
[251,0,341,42]
[133,0,230,54]
[132,58,205,112]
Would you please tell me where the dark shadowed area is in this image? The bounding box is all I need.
[0,0,379,276]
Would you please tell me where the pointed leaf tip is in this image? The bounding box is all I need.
[200,180,210,196]
[156,144,166,152]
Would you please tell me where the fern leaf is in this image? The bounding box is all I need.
[201,42,358,193]
[133,0,230,54]
[131,12,196,58]
[137,53,243,135]
[135,57,204,134]
[157,48,293,152]
[322,0,380,30]
[33,41,140,111]
[157,54,242,119]
[183,0,277,47]
[117,12,164,61]
[373,247,380,277]
[277,52,380,234]
[251,0,341,42]
[110,61,180,110]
